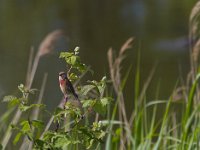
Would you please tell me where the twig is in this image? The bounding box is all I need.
[67,66,72,77]
[107,38,134,150]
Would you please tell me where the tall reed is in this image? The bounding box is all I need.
[1,29,65,149]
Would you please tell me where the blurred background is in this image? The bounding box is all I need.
[0,0,196,113]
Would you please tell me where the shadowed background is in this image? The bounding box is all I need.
[0,0,196,113]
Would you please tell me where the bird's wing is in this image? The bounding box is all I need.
[66,79,78,99]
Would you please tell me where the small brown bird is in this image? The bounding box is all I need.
[57,71,84,130]
[59,71,79,101]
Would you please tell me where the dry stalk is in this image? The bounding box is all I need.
[189,1,200,82]
[188,1,200,104]
[19,73,48,150]
[1,29,64,149]
[26,47,34,86]
[28,29,64,89]
[107,37,134,150]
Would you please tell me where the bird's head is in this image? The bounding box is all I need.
[59,72,67,81]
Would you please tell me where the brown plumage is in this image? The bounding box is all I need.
[59,72,78,100]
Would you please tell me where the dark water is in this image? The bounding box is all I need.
[0,0,196,113]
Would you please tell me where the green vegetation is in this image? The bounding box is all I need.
[1,1,200,150]
[2,47,112,150]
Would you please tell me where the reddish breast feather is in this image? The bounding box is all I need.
[59,80,66,85]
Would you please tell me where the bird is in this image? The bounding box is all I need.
[59,71,79,101]
[58,71,93,122]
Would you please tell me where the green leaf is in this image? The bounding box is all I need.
[86,139,94,149]
[20,120,31,132]
[87,79,107,96]
[54,107,64,116]
[32,120,44,129]
[34,139,46,149]
[69,73,78,81]
[13,132,22,145]
[54,137,71,148]
[43,131,56,141]
[19,104,45,112]
[10,124,19,130]
[77,63,87,72]
[112,128,121,142]
[97,130,106,139]
[59,52,73,58]
[2,95,18,102]
[26,132,34,141]
[79,127,93,139]
[71,55,77,65]
[60,49,88,74]
[98,86,104,96]
[2,95,20,107]
[8,99,21,107]
[100,97,112,106]
[82,100,96,108]
[81,85,96,95]
[93,101,106,115]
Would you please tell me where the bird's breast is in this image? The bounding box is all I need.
[59,80,66,85]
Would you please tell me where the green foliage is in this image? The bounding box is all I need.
[3,44,200,150]
[35,121,106,150]
[2,47,110,149]
[82,97,112,115]
[59,47,87,73]
[19,104,45,112]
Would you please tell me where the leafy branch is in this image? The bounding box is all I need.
[2,47,112,149]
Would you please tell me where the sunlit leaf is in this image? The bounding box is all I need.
[2,95,18,102]
[13,132,22,145]
[59,52,73,58]
[20,121,31,132]
[71,56,77,65]
[69,73,78,81]
[43,131,56,141]
[54,137,71,148]
[8,99,21,107]
[100,97,111,106]
[19,104,45,112]
[86,139,94,149]
[97,130,106,139]
[82,100,96,108]
[81,85,96,95]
